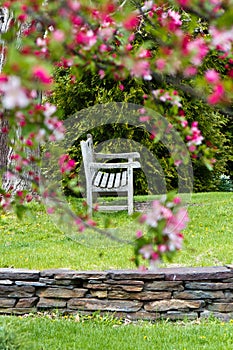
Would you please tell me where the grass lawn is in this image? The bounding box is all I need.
[0,192,233,349]
[0,192,232,270]
[1,314,233,349]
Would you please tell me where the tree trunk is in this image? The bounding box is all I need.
[0,116,9,184]
[0,7,40,195]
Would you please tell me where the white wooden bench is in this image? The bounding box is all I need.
[80,134,141,215]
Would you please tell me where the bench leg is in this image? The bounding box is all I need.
[128,167,133,215]
[87,186,93,216]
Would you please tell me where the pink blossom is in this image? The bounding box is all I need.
[0,76,30,109]
[25,139,33,147]
[174,159,182,166]
[210,27,233,53]
[98,27,115,41]
[156,58,166,70]
[43,103,57,118]
[87,219,96,227]
[99,44,108,52]
[189,145,196,152]
[207,84,225,104]
[160,206,173,219]
[138,265,148,271]
[47,207,55,214]
[136,230,143,238]
[176,0,190,5]
[161,9,182,31]
[33,67,51,84]
[130,60,152,80]
[167,9,182,29]
[205,69,220,84]
[138,49,152,58]
[139,244,155,260]
[67,0,80,11]
[180,118,188,128]
[98,69,105,79]
[52,30,65,42]
[141,1,154,12]
[152,89,182,107]
[26,194,33,202]
[75,29,97,49]
[59,154,76,174]
[186,38,209,66]
[36,37,47,47]
[173,197,181,205]
[139,115,151,122]
[186,121,204,146]
[158,244,167,253]
[126,44,133,51]
[123,15,139,31]
[151,251,159,261]
[184,66,197,77]
[144,200,163,227]
[16,191,23,197]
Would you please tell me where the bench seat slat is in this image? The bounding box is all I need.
[93,171,103,187]
[100,172,109,188]
[107,173,115,188]
[121,171,127,187]
[114,172,121,188]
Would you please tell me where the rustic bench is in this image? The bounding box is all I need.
[80,134,141,215]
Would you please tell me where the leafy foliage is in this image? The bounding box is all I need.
[50,66,230,193]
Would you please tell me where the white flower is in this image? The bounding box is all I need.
[0,76,30,109]
[43,102,57,118]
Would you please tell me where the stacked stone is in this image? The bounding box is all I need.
[1,266,233,321]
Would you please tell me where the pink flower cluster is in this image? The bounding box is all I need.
[160,9,182,31]
[186,121,204,153]
[0,75,29,109]
[134,195,189,269]
[58,154,76,174]
[152,89,182,107]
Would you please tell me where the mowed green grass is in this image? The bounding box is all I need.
[0,192,232,270]
[1,315,233,350]
[0,192,233,350]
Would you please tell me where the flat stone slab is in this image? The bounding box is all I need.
[145,281,184,291]
[207,303,233,313]
[67,298,143,312]
[0,280,13,285]
[0,285,35,298]
[40,269,76,278]
[16,297,38,308]
[163,266,233,281]
[0,298,16,308]
[173,290,224,299]
[145,299,204,312]
[37,298,67,308]
[185,282,233,290]
[55,271,108,280]
[37,287,87,299]
[0,268,39,281]
[106,270,165,280]
[108,290,171,300]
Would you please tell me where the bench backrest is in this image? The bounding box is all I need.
[80,134,94,180]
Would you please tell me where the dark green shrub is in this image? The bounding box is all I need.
[217,174,233,192]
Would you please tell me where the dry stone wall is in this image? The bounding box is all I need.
[1,266,233,321]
